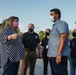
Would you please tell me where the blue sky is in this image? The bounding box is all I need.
[0,0,76,32]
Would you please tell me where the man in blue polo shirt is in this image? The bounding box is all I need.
[47,8,70,75]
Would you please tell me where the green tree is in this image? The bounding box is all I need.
[0,19,6,32]
[38,30,44,42]
[69,29,72,39]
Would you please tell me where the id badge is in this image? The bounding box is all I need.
[46,45,48,49]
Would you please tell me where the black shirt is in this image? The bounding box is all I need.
[41,38,48,55]
[70,38,76,58]
[22,32,40,51]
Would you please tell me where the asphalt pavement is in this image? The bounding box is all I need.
[0,59,75,75]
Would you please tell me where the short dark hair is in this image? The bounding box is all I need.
[46,28,51,32]
[50,8,61,19]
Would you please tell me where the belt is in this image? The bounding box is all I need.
[25,48,35,51]
[25,48,30,50]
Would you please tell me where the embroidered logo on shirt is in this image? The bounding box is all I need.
[35,36,38,39]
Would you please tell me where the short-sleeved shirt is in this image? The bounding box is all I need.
[47,19,70,57]
[1,26,24,67]
[70,38,76,58]
[41,38,49,55]
[22,32,40,51]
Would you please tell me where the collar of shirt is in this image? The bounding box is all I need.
[54,19,61,25]
[52,19,61,27]
[28,31,35,35]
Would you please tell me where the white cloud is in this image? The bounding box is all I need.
[19,23,27,33]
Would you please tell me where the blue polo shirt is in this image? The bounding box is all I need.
[47,19,70,57]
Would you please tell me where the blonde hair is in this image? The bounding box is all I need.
[5,16,19,28]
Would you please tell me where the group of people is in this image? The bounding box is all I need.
[0,8,76,75]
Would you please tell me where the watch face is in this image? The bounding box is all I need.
[57,52,62,56]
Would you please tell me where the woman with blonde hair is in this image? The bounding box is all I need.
[1,16,24,75]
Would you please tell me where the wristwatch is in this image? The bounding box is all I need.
[57,52,62,56]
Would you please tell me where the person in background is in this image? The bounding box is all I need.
[1,16,24,75]
[70,29,76,75]
[21,23,40,75]
[41,29,53,75]
[47,8,70,75]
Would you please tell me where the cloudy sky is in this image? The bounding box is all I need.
[0,0,76,32]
